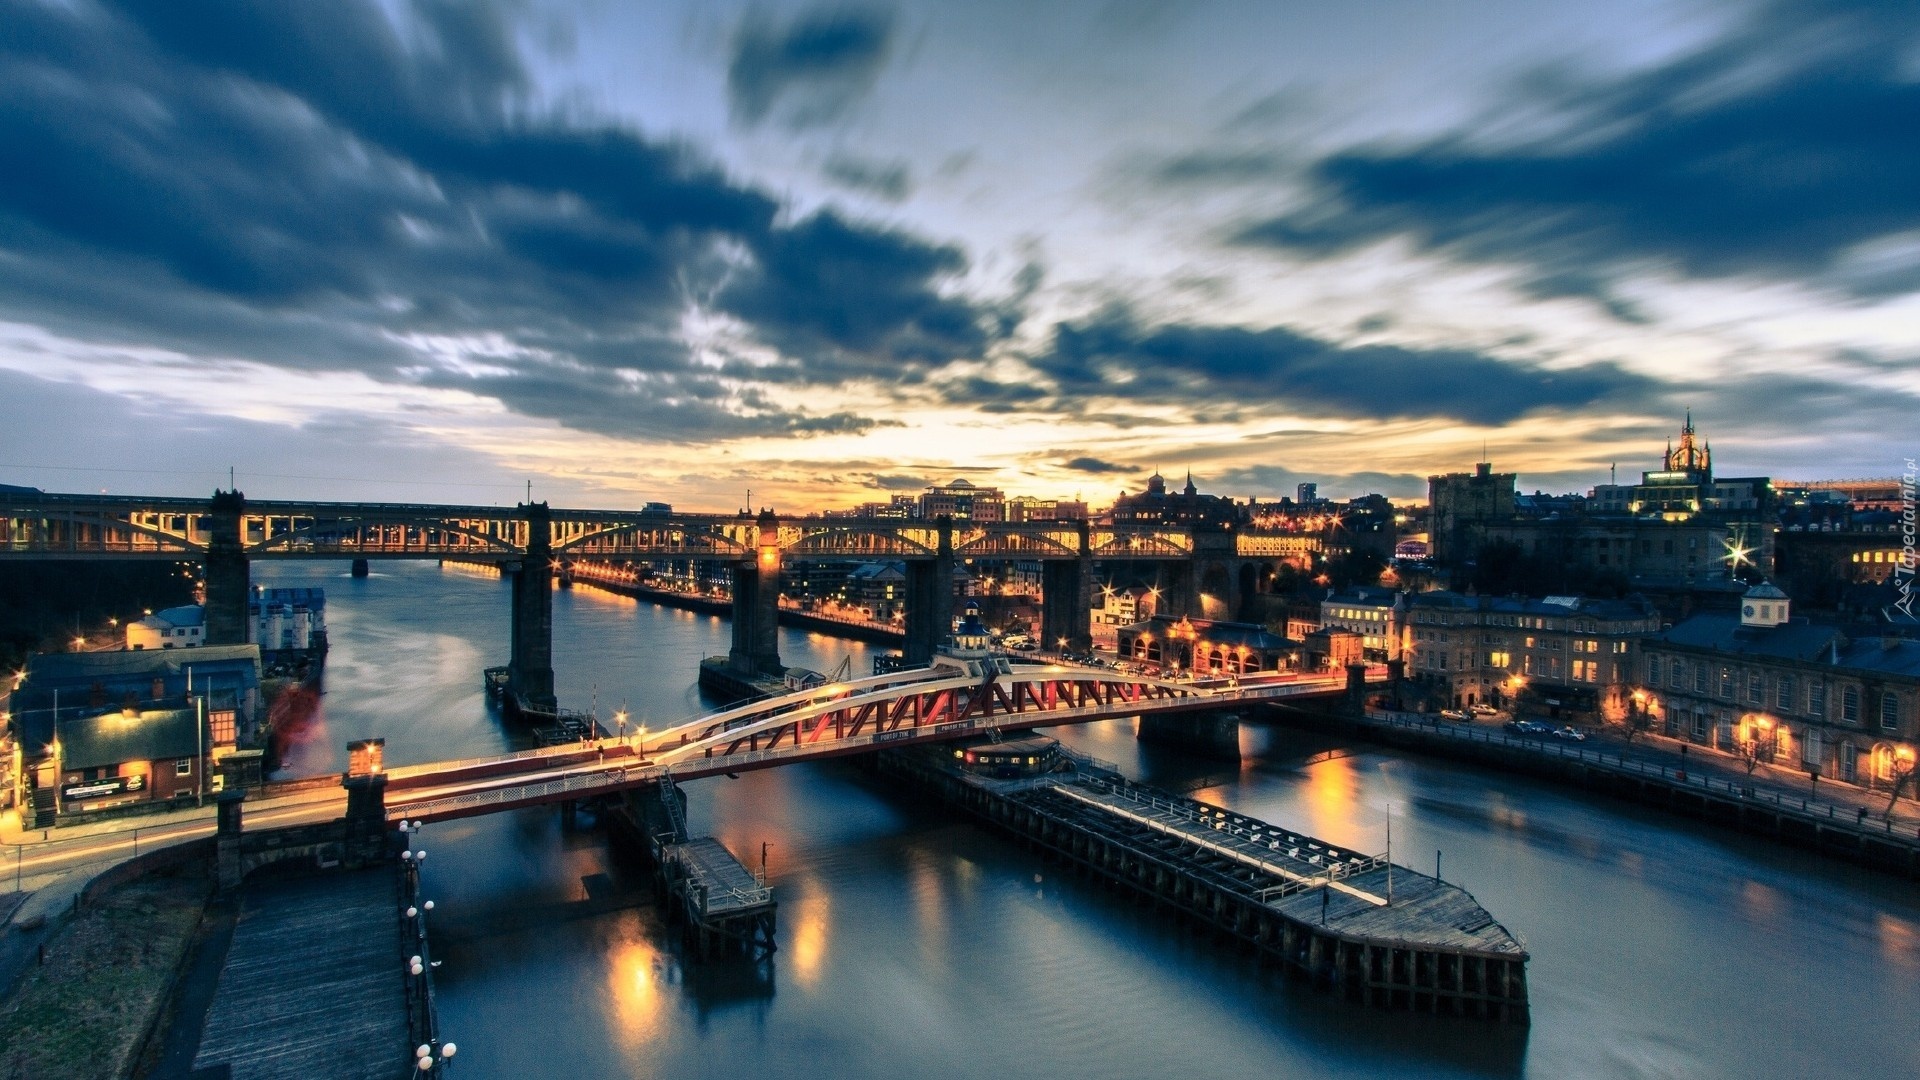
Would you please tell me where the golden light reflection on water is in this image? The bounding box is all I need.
[1737,878,1781,924]
[1299,753,1362,843]
[605,927,665,1051]
[788,888,830,989]
[1876,911,1920,970]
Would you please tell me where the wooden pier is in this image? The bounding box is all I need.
[611,779,778,962]
[191,868,412,1078]
[881,747,1530,1022]
[659,837,778,960]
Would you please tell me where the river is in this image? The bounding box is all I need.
[254,561,1920,1079]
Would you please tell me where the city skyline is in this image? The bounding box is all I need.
[1,0,1915,509]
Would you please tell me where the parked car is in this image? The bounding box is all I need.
[1469,704,1499,717]
[1552,726,1589,742]
[1505,719,1554,736]
[1438,708,1472,721]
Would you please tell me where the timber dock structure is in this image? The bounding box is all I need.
[612,778,777,962]
[881,743,1530,1022]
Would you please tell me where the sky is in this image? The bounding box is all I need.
[0,0,1915,510]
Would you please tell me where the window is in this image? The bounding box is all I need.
[1693,665,1707,694]
[209,709,237,745]
[1747,673,1764,705]
[1809,682,1826,718]
[1718,667,1733,699]
[1648,657,1663,685]
[1842,687,1860,724]
[1490,651,1511,668]
[1613,641,1629,654]
[1882,693,1900,731]
[176,759,192,776]
[1692,711,1707,737]
[1777,675,1795,711]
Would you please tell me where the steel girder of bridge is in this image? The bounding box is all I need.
[381,664,1379,824]
[0,490,1286,562]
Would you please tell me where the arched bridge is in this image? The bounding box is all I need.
[0,489,1325,709]
[381,662,1386,824]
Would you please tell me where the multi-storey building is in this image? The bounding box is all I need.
[1319,586,1402,660]
[1107,471,1240,527]
[1005,496,1089,522]
[920,479,1005,523]
[1480,516,1743,588]
[1428,461,1516,564]
[1635,582,1920,788]
[1403,592,1661,717]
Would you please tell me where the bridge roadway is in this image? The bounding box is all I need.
[0,488,1314,562]
[0,487,1326,706]
[381,663,1381,824]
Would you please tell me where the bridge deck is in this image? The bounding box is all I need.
[665,838,772,916]
[1007,774,1523,958]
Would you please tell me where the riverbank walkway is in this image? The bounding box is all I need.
[1363,709,1920,834]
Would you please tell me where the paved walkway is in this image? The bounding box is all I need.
[1371,709,1920,834]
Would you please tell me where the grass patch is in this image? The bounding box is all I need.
[0,872,207,1080]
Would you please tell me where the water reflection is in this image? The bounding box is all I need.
[253,562,1920,1080]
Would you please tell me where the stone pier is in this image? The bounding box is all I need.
[203,489,250,645]
[508,501,556,710]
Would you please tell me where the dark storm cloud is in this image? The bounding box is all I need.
[1211,464,1426,501]
[0,0,990,442]
[1060,456,1132,474]
[822,152,914,200]
[1027,308,1651,425]
[1153,149,1293,186]
[1234,0,1920,305]
[718,209,991,375]
[727,6,895,129]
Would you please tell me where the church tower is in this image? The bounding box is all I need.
[1663,411,1712,479]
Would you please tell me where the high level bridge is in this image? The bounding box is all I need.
[377,661,1387,824]
[0,490,1322,709]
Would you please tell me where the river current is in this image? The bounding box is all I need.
[255,561,1920,1080]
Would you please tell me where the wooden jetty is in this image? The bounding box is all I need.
[658,837,778,960]
[192,868,411,1078]
[881,746,1530,1022]
[611,779,777,962]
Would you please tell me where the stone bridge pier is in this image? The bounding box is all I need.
[729,508,783,677]
[1137,707,1243,761]
[1039,520,1093,653]
[902,516,956,667]
[508,502,557,710]
[204,489,251,645]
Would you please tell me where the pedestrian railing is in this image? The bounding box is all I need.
[1360,710,1920,842]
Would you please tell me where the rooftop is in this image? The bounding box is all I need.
[25,644,262,684]
[58,706,200,769]
[1650,615,1920,678]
